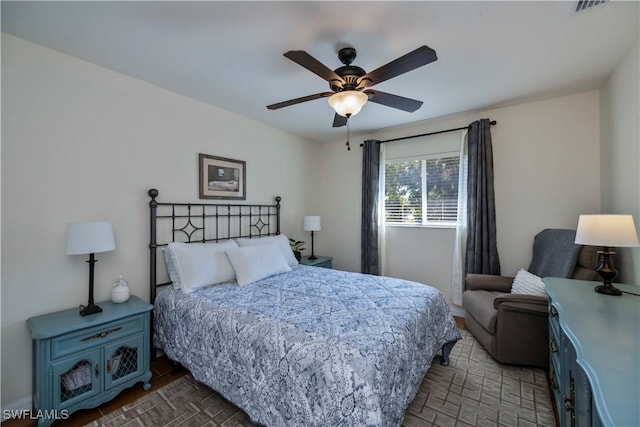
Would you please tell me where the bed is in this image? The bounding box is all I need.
[148,189,461,426]
[208,179,238,191]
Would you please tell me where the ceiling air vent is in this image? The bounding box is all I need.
[575,0,610,13]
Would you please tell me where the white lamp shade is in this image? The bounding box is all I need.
[66,221,116,255]
[303,216,321,232]
[328,91,368,117]
[575,215,640,247]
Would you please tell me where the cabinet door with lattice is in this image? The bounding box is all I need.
[51,349,101,409]
[104,334,144,390]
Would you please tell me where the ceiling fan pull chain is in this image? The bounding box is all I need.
[346,117,351,151]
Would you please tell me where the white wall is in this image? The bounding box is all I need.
[600,41,640,284]
[318,91,602,306]
[1,34,319,409]
[312,139,363,271]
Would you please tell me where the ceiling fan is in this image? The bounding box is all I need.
[266,45,437,127]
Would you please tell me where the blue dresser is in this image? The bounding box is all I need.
[27,296,153,426]
[545,278,639,427]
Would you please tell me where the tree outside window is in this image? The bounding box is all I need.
[385,155,460,225]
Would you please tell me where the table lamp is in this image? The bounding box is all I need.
[66,221,116,315]
[575,214,639,296]
[303,216,321,260]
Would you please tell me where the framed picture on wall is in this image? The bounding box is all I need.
[198,153,246,200]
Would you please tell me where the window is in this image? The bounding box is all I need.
[385,154,460,226]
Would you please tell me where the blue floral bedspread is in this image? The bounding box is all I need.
[154,265,461,426]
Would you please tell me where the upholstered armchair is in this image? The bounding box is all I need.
[462,229,598,367]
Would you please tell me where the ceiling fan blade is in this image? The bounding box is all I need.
[364,90,423,112]
[284,50,344,87]
[332,113,348,128]
[267,92,334,110]
[358,45,437,88]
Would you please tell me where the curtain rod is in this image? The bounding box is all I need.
[378,120,497,144]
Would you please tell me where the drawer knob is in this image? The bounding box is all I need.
[549,305,558,318]
[81,326,122,342]
[549,338,559,353]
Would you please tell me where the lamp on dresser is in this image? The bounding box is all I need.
[303,216,321,260]
[575,214,639,296]
[66,221,116,315]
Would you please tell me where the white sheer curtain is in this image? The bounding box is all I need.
[378,144,387,276]
[451,130,468,306]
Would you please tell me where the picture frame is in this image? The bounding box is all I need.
[198,153,246,200]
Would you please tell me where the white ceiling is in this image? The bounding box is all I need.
[2,1,638,143]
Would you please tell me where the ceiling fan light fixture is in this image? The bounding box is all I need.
[328,91,368,117]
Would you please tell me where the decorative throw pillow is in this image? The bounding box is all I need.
[161,247,182,290]
[168,240,239,293]
[225,242,292,286]
[234,234,298,266]
[511,269,547,296]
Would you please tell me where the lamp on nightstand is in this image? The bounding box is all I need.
[66,221,116,315]
[303,216,321,260]
[575,214,639,296]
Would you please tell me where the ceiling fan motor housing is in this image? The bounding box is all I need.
[332,65,366,91]
[331,47,367,92]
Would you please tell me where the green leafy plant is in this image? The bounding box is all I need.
[288,238,306,252]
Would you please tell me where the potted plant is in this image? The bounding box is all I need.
[289,238,305,262]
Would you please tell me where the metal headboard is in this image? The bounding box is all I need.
[148,188,282,303]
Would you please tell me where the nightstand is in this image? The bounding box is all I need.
[27,296,153,427]
[300,255,333,269]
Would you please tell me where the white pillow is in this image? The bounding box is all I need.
[511,269,547,296]
[234,234,298,266]
[225,242,292,286]
[168,240,238,293]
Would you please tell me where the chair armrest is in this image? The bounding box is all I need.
[466,274,514,292]
[494,295,550,367]
[494,294,549,314]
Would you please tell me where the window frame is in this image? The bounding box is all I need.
[384,151,461,229]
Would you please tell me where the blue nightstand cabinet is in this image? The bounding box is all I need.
[27,296,153,427]
[300,256,333,269]
[545,278,639,427]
